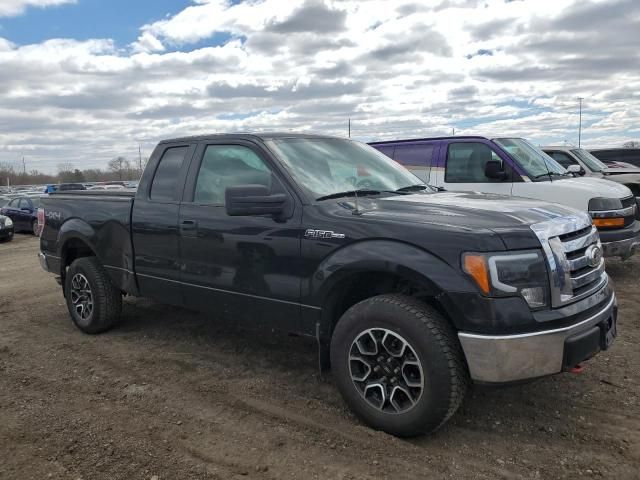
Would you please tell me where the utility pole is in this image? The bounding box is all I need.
[578,97,583,147]
[22,156,26,175]
[452,127,455,136]
[138,144,143,174]
[348,118,351,138]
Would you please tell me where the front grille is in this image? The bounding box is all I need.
[531,212,607,308]
[559,226,606,302]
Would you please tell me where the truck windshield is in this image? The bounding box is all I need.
[265,138,430,199]
[571,149,608,172]
[494,138,568,179]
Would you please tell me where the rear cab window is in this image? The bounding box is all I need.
[150,146,189,202]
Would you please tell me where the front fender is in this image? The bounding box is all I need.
[309,240,476,302]
[304,240,478,336]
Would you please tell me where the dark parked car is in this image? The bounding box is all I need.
[590,148,640,168]
[0,195,41,234]
[0,214,14,242]
[39,133,617,436]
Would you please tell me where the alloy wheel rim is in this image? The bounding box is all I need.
[349,328,424,414]
[70,273,93,320]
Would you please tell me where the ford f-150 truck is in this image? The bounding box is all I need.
[39,133,617,436]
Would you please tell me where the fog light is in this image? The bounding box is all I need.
[521,287,546,308]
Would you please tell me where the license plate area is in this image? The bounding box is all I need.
[600,314,617,350]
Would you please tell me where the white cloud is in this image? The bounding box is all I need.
[0,0,75,17]
[0,0,639,174]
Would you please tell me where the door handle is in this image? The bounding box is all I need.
[180,220,198,231]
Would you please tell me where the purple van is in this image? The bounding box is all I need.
[369,136,640,260]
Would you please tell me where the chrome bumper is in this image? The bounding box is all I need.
[601,234,640,260]
[458,294,617,383]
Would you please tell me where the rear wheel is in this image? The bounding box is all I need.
[31,219,38,235]
[64,257,122,334]
[331,294,468,437]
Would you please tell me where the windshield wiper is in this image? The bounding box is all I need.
[533,172,565,179]
[315,189,380,201]
[395,184,429,192]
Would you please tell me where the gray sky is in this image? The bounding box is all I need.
[0,0,639,173]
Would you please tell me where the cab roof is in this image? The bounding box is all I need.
[159,132,346,144]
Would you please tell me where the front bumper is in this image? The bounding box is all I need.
[599,219,640,260]
[601,234,640,260]
[458,293,617,384]
[0,226,14,239]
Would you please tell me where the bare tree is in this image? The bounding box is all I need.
[623,141,640,148]
[108,156,130,181]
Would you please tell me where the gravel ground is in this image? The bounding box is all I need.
[0,234,639,479]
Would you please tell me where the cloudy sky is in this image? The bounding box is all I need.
[0,0,638,173]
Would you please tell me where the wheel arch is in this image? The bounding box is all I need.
[310,240,475,342]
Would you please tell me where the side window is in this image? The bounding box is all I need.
[8,199,19,208]
[375,146,395,158]
[194,145,272,205]
[549,152,578,168]
[394,144,433,182]
[445,142,506,183]
[19,198,30,209]
[150,146,188,202]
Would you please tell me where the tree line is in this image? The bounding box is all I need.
[0,157,146,187]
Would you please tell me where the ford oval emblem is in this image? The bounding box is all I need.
[585,244,603,268]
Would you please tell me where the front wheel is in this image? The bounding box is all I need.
[64,257,122,334]
[330,294,469,437]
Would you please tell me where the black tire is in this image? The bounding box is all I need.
[31,219,38,236]
[64,257,122,334]
[330,294,469,437]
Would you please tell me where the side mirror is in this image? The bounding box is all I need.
[225,185,287,217]
[566,165,581,174]
[485,161,508,180]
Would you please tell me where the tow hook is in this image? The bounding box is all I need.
[570,364,584,374]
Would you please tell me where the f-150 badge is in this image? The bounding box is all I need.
[304,229,345,239]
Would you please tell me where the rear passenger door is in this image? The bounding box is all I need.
[178,141,302,334]
[132,143,195,306]
[442,141,514,195]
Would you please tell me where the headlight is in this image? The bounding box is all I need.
[462,250,549,309]
[4,217,12,227]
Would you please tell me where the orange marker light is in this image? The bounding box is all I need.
[593,217,624,228]
[463,254,490,295]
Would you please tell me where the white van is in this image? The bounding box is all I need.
[370,136,640,259]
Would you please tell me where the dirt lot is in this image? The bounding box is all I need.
[0,234,639,480]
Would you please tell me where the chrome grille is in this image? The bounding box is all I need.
[531,212,607,307]
[560,226,605,295]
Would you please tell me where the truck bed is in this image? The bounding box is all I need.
[40,190,137,294]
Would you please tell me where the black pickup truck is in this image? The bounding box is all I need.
[39,133,617,436]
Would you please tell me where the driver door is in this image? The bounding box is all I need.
[441,141,514,196]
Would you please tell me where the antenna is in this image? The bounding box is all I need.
[352,188,361,215]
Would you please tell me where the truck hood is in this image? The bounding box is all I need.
[547,176,632,197]
[602,167,640,175]
[336,191,584,231]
